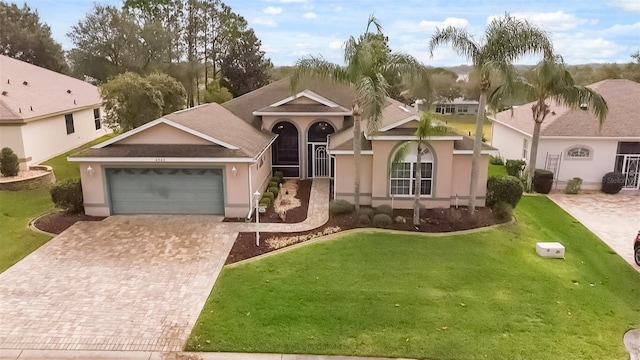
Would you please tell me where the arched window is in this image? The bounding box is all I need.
[566,146,591,159]
[390,143,434,196]
[272,121,299,177]
[307,121,335,142]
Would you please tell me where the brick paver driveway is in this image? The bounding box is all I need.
[549,190,640,271]
[0,215,235,352]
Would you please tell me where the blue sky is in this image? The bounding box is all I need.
[25,0,640,66]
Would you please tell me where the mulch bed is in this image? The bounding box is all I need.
[227,205,506,264]
[34,211,105,234]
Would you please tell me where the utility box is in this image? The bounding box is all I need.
[536,242,565,259]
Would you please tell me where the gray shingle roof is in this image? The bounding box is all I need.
[0,55,101,122]
[491,79,640,137]
[73,144,245,158]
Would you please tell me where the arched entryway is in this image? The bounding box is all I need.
[307,121,335,177]
[272,121,299,177]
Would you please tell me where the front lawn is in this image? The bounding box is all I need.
[187,197,640,359]
[440,114,493,141]
[0,134,114,273]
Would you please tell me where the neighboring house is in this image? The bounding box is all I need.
[489,79,640,190]
[432,97,480,115]
[70,79,494,217]
[0,55,108,170]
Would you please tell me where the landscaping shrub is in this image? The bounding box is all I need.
[268,181,278,189]
[565,177,583,194]
[267,186,279,198]
[262,191,274,202]
[273,170,284,179]
[489,155,505,165]
[532,169,554,194]
[486,175,524,208]
[358,214,371,225]
[259,198,271,207]
[372,213,393,228]
[271,176,282,185]
[50,178,84,213]
[492,201,513,221]
[601,172,625,194]
[505,159,526,177]
[394,215,406,224]
[329,199,355,216]
[358,207,374,219]
[0,147,19,177]
[374,204,393,216]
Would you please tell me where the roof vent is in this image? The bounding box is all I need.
[22,81,28,86]
[579,103,588,110]
[398,105,410,113]
[1,91,7,96]
[74,100,77,105]
[6,79,9,84]
[30,106,33,111]
[66,89,72,94]
[551,111,556,115]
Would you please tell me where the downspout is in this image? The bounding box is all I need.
[247,163,254,220]
[330,154,337,200]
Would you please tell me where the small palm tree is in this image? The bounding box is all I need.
[488,55,608,188]
[392,112,450,227]
[292,15,431,210]
[429,13,553,214]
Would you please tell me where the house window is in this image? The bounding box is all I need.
[566,146,591,158]
[522,138,528,159]
[94,108,101,130]
[390,144,433,196]
[65,114,74,134]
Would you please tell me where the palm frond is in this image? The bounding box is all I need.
[290,56,348,92]
[484,14,553,67]
[429,26,480,61]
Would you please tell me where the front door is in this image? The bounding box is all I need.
[622,155,640,189]
[311,143,329,177]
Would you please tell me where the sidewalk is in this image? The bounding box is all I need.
[1,350,416,360]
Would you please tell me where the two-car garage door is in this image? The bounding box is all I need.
[106,168,224,215]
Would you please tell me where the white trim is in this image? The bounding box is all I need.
[488,116,533,137]
[378,115,421,132]
[269,89,348,110]
[92,118,239,150]
[540,136,640,140]
[67,156,255,163]
[452,150,496,155]
[365,135,463,141]
[254,134,278,160]
[328,150,374,155]
[252,111,352,116]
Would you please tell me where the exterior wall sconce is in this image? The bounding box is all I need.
[86,165,95,177]
[231,166,237,177]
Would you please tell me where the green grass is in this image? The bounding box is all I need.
[187,197,640,359]
[42,134,115,182]
[0,134,114,273]
[489,163,508,177]
[439,114,493,141]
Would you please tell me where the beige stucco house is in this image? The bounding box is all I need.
[0,55,108,170]
[70,79,493,217]
[490,79,640,190]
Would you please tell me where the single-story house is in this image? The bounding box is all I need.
[489,79,640,190]
[70,79,493,217]
[0,55,108,170]
[431,97,480,115]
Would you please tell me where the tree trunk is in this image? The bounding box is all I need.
[468,90,487,215]
[413,142,422,227]
[527,121,543,190]
[353,105,362,211]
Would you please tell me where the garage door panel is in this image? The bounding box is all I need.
[107,168,224,215]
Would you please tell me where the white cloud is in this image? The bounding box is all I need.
[298,33,311,38]
[267,0,307,3]
[504,11,589,32]
[602,22,640,36]
[297,42,312,49]
[303,12,317,19]
[608,0,640,12]
[263,7,282,15]
[329,41,343,49]
[252,18,278,27]
[550,32,626,63]
[334,6,343,12]
[393,17,470,33]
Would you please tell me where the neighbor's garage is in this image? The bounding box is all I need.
[106,168,224,215]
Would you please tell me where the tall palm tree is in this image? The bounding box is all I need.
[291,15,431,210]
[392,112,449,227]
[429,13,553,214]
[488,55,608,188]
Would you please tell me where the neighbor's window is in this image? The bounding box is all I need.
[94,108,101,130]
[567,146,591,158]
[65,114,75,134]
[522,138,529,159]
[390,144,433,196]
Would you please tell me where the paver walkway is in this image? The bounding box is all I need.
[0,180,330,353]
[548,190,640,271]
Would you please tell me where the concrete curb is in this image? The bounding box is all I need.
[27,210,59,237]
